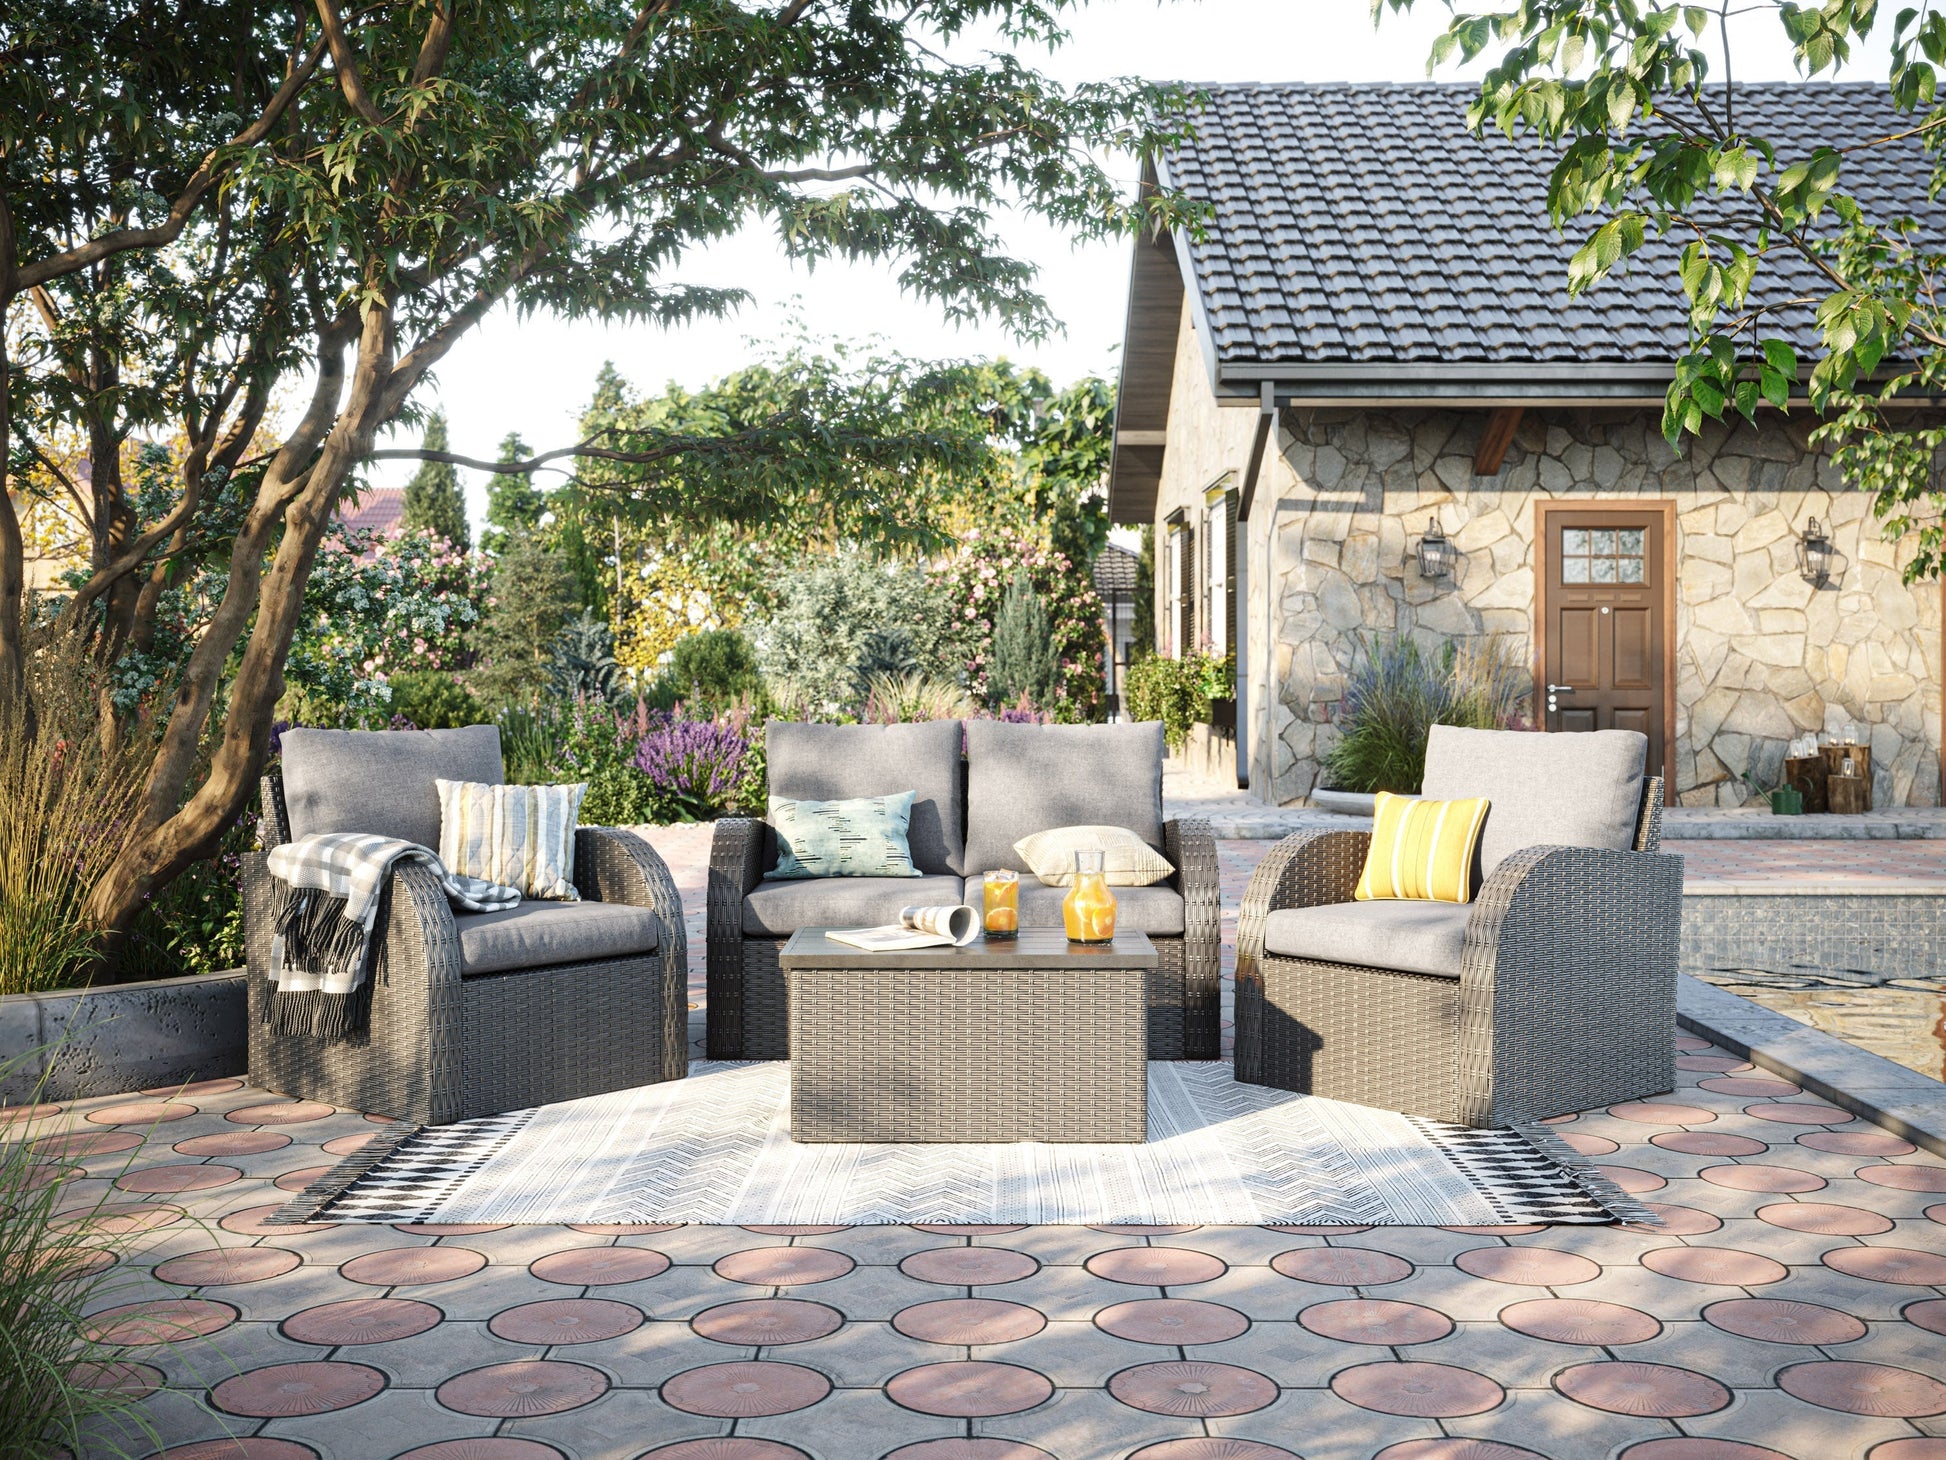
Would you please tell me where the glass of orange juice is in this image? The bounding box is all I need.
[1062,849,1117,944]
[982,869,1019,939]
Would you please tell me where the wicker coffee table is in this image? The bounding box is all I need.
[778,927,1157,1143]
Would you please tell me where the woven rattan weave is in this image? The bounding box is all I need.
[1235,777,1680,1128]
[245,773,688,1125]
[779,928,1154,1142]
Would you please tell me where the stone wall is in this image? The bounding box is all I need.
[1151,323,1943,809]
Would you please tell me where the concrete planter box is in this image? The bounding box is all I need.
[0,970,247,1104]
[1309,789,1379,816]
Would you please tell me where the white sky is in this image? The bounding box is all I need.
[373,0,1894,526]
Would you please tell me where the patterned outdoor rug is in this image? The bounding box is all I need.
[275,1062,1654,1227]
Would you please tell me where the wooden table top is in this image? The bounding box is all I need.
[778,926,1159,970]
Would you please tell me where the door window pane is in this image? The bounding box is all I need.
[1563,528,1590,554]
[1618,557,1645,584]
[1562,556,1590,583]
[1592,555,1617,583]
[1559,520,1648,588]
[1593,529,1617,555]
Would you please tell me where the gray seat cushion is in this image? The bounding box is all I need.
[455,900,659,976]
[965,876,1185,936]
[765,721,965,875]
[742,875,965,936]
[282,725,503,850]
[1421,725,1646,877]
[1262,900,1473,979]
[962,721,1165,875]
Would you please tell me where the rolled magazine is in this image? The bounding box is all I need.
[825,903,981,951]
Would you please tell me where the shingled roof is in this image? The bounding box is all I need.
[1108,80,1935,521]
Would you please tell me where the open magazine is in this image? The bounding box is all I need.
[826,903,981,951]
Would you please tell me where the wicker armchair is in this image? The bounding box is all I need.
[246,747,687,1126]
[1235,728,1682,1128]
[707,720,1222,1062]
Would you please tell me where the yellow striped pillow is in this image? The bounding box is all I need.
[1353,791,1490,904]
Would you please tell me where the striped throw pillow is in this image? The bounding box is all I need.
[1354,790,1490,904]
[436,780,587,902]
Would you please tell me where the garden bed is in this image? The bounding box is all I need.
[0,970,246,1104]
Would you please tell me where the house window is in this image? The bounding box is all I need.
[1205,487,1235,658]
[1164,513,1193,658]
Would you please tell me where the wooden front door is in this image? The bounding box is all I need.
[1537,506,1671,785]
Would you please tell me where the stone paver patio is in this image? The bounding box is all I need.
[15,836,1946,1460]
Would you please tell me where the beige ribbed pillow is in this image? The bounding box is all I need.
[437,779,587,901]
[1013,825,1175,888]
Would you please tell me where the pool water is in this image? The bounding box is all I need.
[1701,969,1946,1082]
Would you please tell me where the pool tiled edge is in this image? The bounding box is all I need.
[1677,972,1946,1158]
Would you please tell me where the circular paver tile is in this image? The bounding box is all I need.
[638,1442,809,1460]
[1651,1132,1767,1157]
[1702,1298,1866,1345]
[156,1441,323,1460]
[1455,1247,1600,1286]
[1698,1077,1801,1097]
[1699,1164,1826,1193]
[895,1298,1046,1344]
[1800,1130,1915,1156]
[35,1129,142,1158]
[1270,1247,1413,1286]
[68,1360,163,1397]
[530,1247,670,1286]
[174,1131,292,1157]
[322,1133,378,1156]
[1868,1443,1946,1460]
[1559,1133,1620,1156]
[1929,1204,1946,1226]
[1091,1223,1201,1234]
[395,1442,567,1460]
[1498,1298,1660,1345]
[283,1298,443,1345]
[1086,1247,1226,1286]
[437,1359,609,1417]
[909,1224,1027,1235]
[569,1222,680,1235]
[693,1299,846,1345]
[1756,1201,1892,1235]
[224,1101,336,1125]
[710,1246,853,1286]
[885,1443,1054,1460]
[1095,1299,1249,1345]
[1641,1247,1787,1287]
[1332,1361,1504,1418]
[1778,1360,1946,1416]
[1617,1442,1792,1460]
[213,1361,386,1417]
[1676,1055,1750,1073]
[87,1100,194,1126]
[663,1360,832,1417]
[888,1359,1054,1417]
[155,1248,301,1286]
[1630,1204,1722,1235]
[1299,1298,1451,1345]
[1375,1443,1550,1460]
[1744,1102,1853,1126]
[1824,1247,1946,1286]
[1609,1101,1715,1125]
[341,1247,486,1286]
[1905,1299,1946,1336]
[220,1204,330,1236]
[489,1299,644,1345]
[1109,1360,1277,1417]
[1555,1361,1730,1417]
[1858,1165,1946,1193]
[87,1298,236,1345]
[899,1247,1037,1286]
[117,1163,242,1194]
[741,1224,848,1235]
[57,1202,183,1236]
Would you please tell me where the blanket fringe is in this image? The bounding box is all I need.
[1514,1121,1664,1227]
[264,1121,427,1225]
[267,886,376,1039]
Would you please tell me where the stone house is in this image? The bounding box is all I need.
[1109,82,1943,808]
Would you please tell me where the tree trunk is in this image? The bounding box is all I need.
[0,189,25,701]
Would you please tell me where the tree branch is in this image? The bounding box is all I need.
[315,0,384,123]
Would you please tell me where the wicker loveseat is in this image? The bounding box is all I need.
[1235,726,1681,1128]
[244,726,688,1125]
[707,719,1220,1061]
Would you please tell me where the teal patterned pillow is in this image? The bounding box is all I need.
[765,792,919,879]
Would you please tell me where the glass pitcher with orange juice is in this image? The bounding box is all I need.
[1062,849,1117,944]
[982,869,1019,939]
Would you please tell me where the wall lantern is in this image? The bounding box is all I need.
[1796,517,1835,588]
[1415,518,1455,579]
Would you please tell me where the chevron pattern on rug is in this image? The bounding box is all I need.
[279,1062,1656,1227]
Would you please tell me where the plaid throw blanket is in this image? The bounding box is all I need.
[266,833,521,1040]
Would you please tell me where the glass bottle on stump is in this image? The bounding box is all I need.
[1062,849,1118,944]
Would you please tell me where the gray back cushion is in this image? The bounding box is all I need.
[963,721,1165,875]
[1420,726,1646,875]
[281,725,503,850]
[765,720,966,875]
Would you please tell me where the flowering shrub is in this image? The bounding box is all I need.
[937,529,1103,721]
[283,524,483,726]
[634,711,754,822]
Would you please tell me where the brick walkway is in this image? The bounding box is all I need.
[17,831,1946,1460]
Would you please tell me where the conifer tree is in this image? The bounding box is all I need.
[400,411,470,551]
[987,572,1061,711]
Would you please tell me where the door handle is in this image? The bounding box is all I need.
[1546,683,1575,713]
